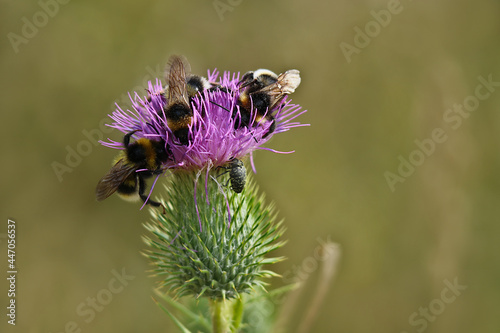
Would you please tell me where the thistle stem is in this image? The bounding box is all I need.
[211,299,231,333]
[231,298,244,332]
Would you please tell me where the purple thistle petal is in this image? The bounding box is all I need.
[249,152,257,174]
[257,147,295,154]
[139,172,162,210]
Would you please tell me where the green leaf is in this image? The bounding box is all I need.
[152,296,193,333]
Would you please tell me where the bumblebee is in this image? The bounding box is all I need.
[235,69,301,137]
[218,158,246,193]
[160,55,195,145]
[159,55,230,145]
[95,130,170,209]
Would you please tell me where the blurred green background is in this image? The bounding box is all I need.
[1,0,500,332]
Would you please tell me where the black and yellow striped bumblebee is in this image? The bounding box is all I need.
[150,55,229,145]
[95,130,170,209]
[160,55,226,145]
[235,68,301,137]
[161,55,194,146]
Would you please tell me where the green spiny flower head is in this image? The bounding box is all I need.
[143,168,286,300]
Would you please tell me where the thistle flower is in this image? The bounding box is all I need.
[99,61,307,332]
[101,69,307,173]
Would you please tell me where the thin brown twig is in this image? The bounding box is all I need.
[297,242,341,333]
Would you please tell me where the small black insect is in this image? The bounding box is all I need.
[218,158,246,193]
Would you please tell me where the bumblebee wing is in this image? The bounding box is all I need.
[165,55,190,106]
[277,69,301,94]
[258,69,301,110]
[95,158,137,201]
[257,70,300,95]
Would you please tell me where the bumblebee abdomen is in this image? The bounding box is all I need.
[250,92,272,114]
[166,115,192,132]
[117,174,140,202]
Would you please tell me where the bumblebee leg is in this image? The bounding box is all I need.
[123,130,140,147]
[262,118,276,139]
[138,173,166,214]
[145,122,159,134]
[141,195,166,214]
[137,174,148,202]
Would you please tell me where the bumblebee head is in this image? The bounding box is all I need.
[239,69,278,91]
[186,75,212,98]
